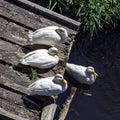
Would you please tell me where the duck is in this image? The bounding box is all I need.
[27,74,68,97]
[66,63,98,85]
[28,26,68,46]
[20,47,59,69]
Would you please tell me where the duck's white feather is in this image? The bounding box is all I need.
[66,63,97,85]
[28,76,67,96]
[20,49,59,69]
[28,26,67,46]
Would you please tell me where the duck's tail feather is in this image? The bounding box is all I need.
[19,58,29,65]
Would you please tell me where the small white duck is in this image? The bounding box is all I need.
[27,74,68,96]
[66,63,98,85]
[20,47,59,69]
[28,26,68,46]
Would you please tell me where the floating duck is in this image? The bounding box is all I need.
[27,74,68,97]
[66,63,98,85]
[28,26,68,46]
[20,47,59,69]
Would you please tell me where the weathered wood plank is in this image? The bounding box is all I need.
[41,103,57,120]
[0,18,29,46]
[0,88,40,120]
[0,87,26,105]
[0,63,30,95]
[58,87,77,120]
[0,87,40,112]
[1,0,78,33]
[6,0,80,30]
[0,0,43,30]
[0,38,25,65]
[0,108,29,120]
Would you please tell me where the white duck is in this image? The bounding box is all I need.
[28,26,68,46]
[66,63,98,85]
[20,47,59,69]
[27,74,68,96]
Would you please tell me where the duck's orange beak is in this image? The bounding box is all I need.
[92,71,98,77]
[56,52,59,56]
[61,79,67,85]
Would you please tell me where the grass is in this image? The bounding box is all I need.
[30,0,120,39]
[29,68,38,80]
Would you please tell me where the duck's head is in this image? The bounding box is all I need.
[55,27,68,40]
[53,74,67,85]
[48,47,59,56]
[86,66,98,77]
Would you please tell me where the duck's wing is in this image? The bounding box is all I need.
[20,50,44,65]
[28,26,59,42]
[26,54,59,68]
[33,30,60,40]
[66,63,87,80]
[23,49,43,58]
[28,77,62,96]
[28,77,51,90]
[66,63,78,75]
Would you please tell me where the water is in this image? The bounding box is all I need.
[64,30,120,120]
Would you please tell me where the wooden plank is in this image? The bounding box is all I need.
[41,103,57,120]
[0,88,26,109]
[0,0,42,30]
[0,18,29,46]
[0,38,26,65]
[6,0,80,30]
[0,0,78,33]
[58,87,77,120]
[0,88,40,120]
[0,63,30,95]
[0,108,29,120]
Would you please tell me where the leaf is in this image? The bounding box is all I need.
[83,92,92,96]
[29,68,38,80]
[50,2,57,10]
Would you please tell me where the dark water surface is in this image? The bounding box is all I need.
[64,30,120,120]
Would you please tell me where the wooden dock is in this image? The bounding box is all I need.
[0,0,80,119]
